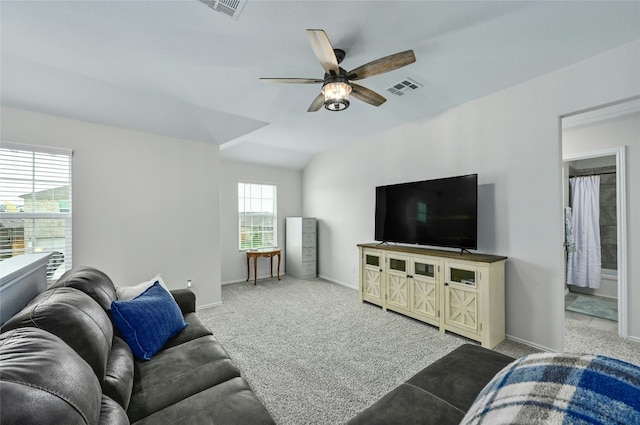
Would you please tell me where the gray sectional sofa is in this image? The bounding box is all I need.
[0,266,275,425]
[4,265,637,425]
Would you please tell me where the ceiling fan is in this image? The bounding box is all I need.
[260,29,416,112]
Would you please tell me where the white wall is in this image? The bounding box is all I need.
[1,106,222,308]
[563,111,640,339]
[219,160,302,284]
[303,40,640,351]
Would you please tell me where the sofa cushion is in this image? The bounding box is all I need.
[351,381,468,425]
[357,379,469,425]
[104,336,135,410]
[460,352,640,425]
[116,274,171,301]
[0,327,102,425]
[111,282,188,360]
[51,266,118,311]
[347,344,514,425]
[1,287,114,379]
[404,344,514,413]
[131,377,275,425]
[127,335,241,422]
[162,312,213,350]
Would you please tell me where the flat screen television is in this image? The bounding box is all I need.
[374,174,478,250]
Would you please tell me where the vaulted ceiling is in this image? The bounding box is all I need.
[2,1,639,169]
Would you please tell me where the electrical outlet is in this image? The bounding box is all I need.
[186,280,192,288]
[351,265,356,273]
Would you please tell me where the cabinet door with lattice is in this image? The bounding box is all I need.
[361,250,384,306]
[410,258,439,325]
[386,254,409,312]
[443,262,479,335]
[444,284,478,333]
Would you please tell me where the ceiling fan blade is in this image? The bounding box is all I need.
[260,78,324,84]
[347,50,416,81]
[306,29,340,74]
[308,94,325,112]
[351,83,387,107]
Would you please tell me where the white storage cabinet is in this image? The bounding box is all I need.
[286,217,317,278]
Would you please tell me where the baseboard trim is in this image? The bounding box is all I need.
[222,278,247,285]
[197,301,222,310]
[318,274,358,290]
[505,334,554,353]
[627,334,640,344]
[222,274,285,285]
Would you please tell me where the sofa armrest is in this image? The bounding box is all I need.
[171,289,196,315]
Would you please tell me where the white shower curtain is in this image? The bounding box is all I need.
[567,176,601,288]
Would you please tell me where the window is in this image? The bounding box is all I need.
[238,182,277,250]
[0,142,73,282]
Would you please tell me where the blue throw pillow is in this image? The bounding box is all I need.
[111,281,188,360]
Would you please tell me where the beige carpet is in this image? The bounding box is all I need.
[198,276,539,425]
[564,317,640,366]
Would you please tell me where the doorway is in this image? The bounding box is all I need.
[561,103,633,347]
[562,153,621,337]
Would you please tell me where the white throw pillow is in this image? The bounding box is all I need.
[116,273,171,300]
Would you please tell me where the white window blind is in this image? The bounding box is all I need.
[0,142,73,282]
[238,182,277,250]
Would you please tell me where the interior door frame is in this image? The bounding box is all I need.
[562,146,627,339]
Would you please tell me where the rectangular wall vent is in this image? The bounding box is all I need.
[198,0,247,20]
[386,77,422,96]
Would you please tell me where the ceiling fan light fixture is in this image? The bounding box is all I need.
[322,80,352,111]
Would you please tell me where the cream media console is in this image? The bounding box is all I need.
[358,243,507,349]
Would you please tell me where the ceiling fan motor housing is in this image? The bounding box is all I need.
[322,69,352,111]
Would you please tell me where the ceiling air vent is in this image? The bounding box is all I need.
[198,0,247,20]
[386,77,422,96]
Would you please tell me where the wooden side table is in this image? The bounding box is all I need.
[246,248,281,285]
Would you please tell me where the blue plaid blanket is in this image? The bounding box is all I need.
[461,352,640,424]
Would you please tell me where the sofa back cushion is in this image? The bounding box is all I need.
[51,266,118,311]
[104,335,135,410]
[1,287,113,379]
[0,327,102,425]
[100,395,131,425]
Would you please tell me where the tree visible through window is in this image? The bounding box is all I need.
[0,142,72,282]
[238,182,277,250]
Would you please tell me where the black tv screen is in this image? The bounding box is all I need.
[374,174,478,249]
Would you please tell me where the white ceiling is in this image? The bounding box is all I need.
[2,1,639,169]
